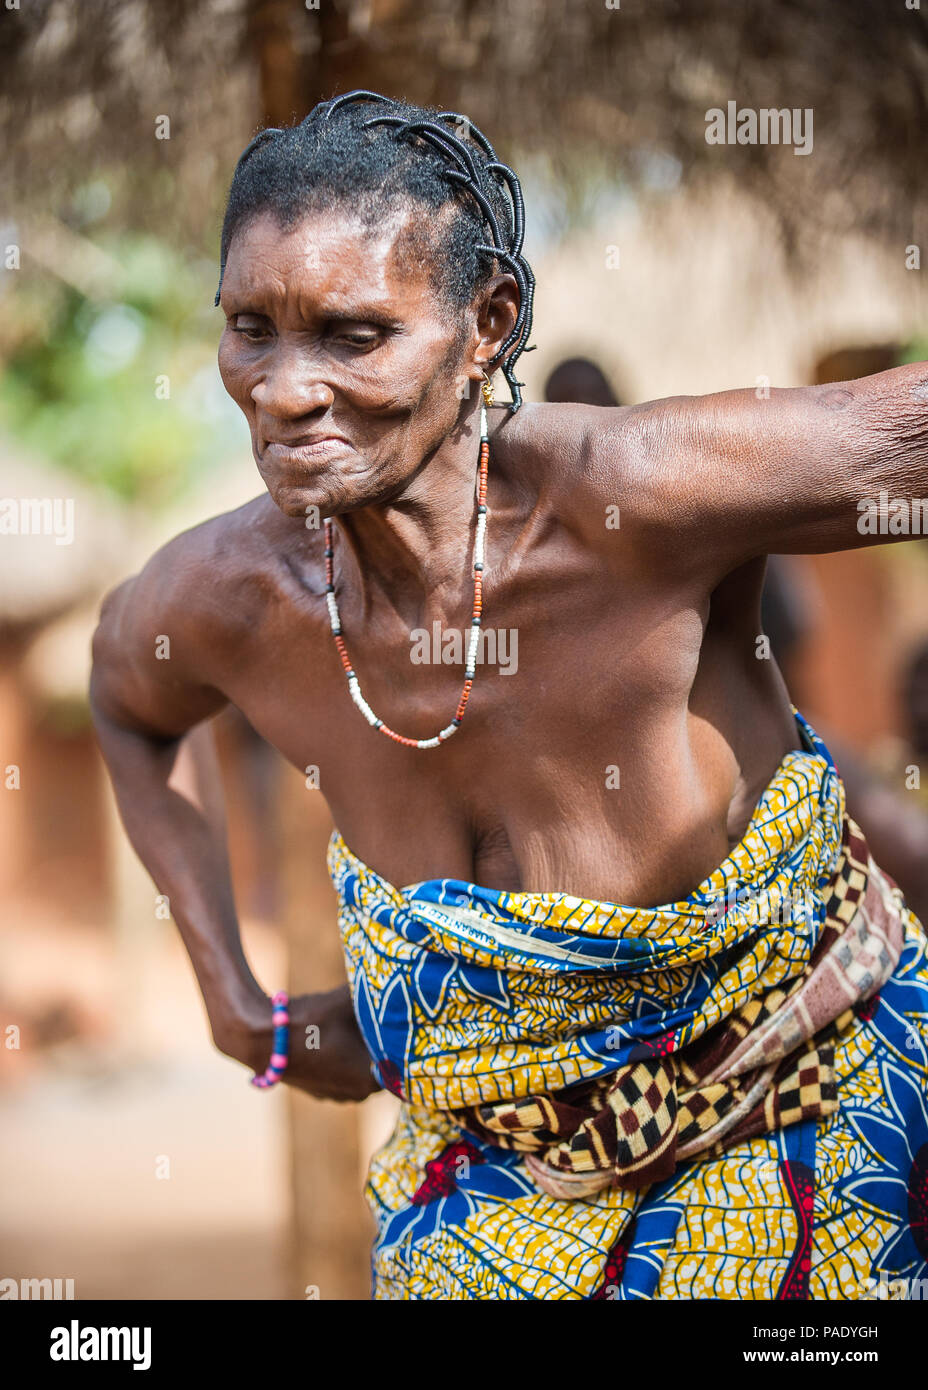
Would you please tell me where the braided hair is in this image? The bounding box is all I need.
[216,91,535,409]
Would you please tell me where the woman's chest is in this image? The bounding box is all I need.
[224,558,757,903]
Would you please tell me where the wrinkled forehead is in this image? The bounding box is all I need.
[219,205,446,315]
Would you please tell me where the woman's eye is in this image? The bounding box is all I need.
[231,317,271,342]
[332,325,383,349]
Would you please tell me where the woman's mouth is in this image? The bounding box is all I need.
[262,434,352,465]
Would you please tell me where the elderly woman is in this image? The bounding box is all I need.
[91,92,928,1301]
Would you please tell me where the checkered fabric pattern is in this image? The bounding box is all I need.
[456,815,891,1192]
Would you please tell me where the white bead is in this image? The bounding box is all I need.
[474,516,487,567]
[348,677,378,727]
[325,592,340,629]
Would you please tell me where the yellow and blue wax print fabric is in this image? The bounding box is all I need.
[327,713,928,1299]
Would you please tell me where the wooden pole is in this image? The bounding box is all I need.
[279,764,375,1301]
[246,0,307,128]
[244,4,390,1301]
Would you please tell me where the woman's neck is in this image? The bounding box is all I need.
[332,404,512,620]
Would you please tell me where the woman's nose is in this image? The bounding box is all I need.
[251,349,335,418]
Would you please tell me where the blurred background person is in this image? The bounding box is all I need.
[762,560,928,924]
[544,356,622,407]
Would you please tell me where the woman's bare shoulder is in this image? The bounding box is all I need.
[495,398,672,537]
[104,493,312,647]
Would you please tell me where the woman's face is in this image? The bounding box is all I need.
[218,206,512,518]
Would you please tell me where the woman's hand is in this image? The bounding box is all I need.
[216,984,381,1103]
[284,987,382,1102]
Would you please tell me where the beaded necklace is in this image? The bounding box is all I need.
[324,388,491,750]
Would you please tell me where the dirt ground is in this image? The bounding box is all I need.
[0,904,291,1299]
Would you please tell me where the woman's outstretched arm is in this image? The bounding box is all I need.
[595,360,928,581]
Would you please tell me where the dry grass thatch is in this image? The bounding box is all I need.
[1,0,927,254]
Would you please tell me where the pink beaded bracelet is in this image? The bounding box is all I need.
[250,990,290,1089]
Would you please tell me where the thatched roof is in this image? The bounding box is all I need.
[2,0,927,255]
[0,436,130,630]
[0,429,260,700]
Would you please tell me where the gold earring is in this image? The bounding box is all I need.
[480,371,494,408]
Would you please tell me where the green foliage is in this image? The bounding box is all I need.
[898,338,928,368]
[0,231,241,507]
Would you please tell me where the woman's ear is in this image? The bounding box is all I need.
[473,274,520,372]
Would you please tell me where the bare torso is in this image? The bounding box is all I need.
[186,401,799,905]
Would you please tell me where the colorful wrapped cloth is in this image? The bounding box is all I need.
[328,712,928,1300]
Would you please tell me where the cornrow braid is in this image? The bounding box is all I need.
[216,90,535,410]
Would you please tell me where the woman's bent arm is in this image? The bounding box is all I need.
[89,545,377,1101]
